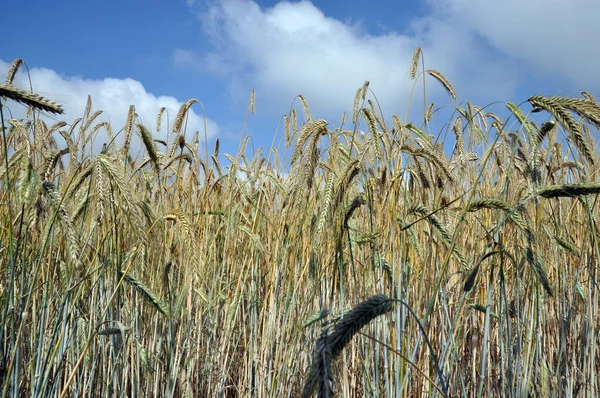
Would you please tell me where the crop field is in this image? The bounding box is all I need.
[1,51,600,397]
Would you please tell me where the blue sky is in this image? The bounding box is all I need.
[2,0,599,160]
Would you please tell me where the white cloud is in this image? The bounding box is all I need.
[0,59,219,153]
[429,0,600,91]
[178,0,523,120]
[173,48,234,77]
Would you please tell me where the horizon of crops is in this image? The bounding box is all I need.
[1,51,600,397]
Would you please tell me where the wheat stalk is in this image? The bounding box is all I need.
[41,181,82,271]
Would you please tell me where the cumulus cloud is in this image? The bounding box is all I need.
[177,0,522,120]
[0,59,219,153]
[429,0,600,91]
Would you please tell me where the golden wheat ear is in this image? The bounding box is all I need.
[5,58,23,85]
[0,83,64,114]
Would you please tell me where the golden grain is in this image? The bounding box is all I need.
[4,58,24,85]
[426,69,456,99]
[0,83,64,114]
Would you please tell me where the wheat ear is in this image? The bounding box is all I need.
[302,295,392,397]
[426,70,456,99]
[5,58,23,84]
[0,83,64,114]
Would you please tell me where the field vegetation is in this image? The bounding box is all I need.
[1,51,600,397]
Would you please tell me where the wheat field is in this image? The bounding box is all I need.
[1,52,600,397]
